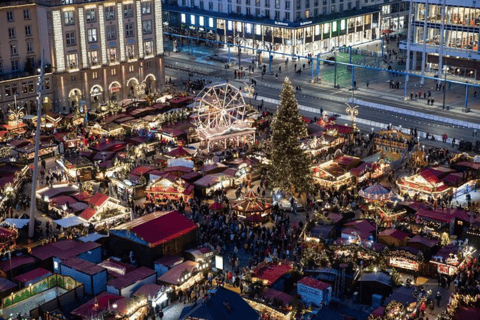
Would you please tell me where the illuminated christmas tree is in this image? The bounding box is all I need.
[268,77,312,195]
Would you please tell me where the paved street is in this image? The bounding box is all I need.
[164,44,480,145]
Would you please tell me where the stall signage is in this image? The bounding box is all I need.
[389,257,419,271]
[300,21,312,26]
[275,21,289,26]
[297,283,322,305]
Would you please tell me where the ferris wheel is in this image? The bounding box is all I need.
[193,82,248,130]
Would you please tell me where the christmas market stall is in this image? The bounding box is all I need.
[252,260,294,290]
[387,248,423,273]
[78,193,130,228]
[0,224,19,255]
[312,156,360,189]
[194,173,234,195]
[0,164,30,209]
[297,277,332,307]
[397,169,452,200]
[357,272,393,305]
[56,156,94,182]
[430,245,473,276]
[54,132,86,150]
[15,142,57,163]
[374,130,412,162]
[232,191,272,223]
[157,261,203,295]
[108,211,198,267]
[145,173,194,203]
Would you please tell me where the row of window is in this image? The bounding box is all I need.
[1,80,50,99]
[6,9,30,22]
[183,0,359,18]
[8,42,35,57]
[64,2,151,26]
[7,25,33,39]
[64,41,155,69]
[0,57,36,73]
[65,21,152,46]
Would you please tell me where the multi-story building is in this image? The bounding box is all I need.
[163,0,382,56]
[380,0,410,36]
[0,0,54,116]
[0,0,164,117]
[401,0,480,80]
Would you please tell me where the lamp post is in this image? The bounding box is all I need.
[345,103,359,128]
[244,84,254,107]
[442,66,448,110]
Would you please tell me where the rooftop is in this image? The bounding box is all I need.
[107,267,156,290]
[30,240,101,261]
[14,268,51,283]
[111,211,197,247]
[62,257,106,275]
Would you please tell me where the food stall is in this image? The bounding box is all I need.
[157,261,204,295]
[16,143,57,163]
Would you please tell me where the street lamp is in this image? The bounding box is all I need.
[442,66,448,110]
[345,103,359,127]
[244,85,254,107]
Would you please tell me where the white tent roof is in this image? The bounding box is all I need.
[54,216,86,228]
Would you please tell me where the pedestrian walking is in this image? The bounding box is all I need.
[366,80,369,88]
[436,292,442,307]
[275,73,278,80]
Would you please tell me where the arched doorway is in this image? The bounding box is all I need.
[90,85,103,105]
[126,78,139,98]
[108,81,122,101]
[144,74,156,95]
[68,89,82,111]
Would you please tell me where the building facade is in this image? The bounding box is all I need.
[380,0,410,36]
[163,0,382,56]
[0,0,164,118]
[400,0,480,80]
[0,1,55,117]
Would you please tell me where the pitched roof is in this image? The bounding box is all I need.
[419,169,441,184]
[407,235,439,248]
[157,261,198,285]
[0,277,17,293]
[62,257,106,275]
[107,267,156,289]
[180,287,259,320]
[14,268,51,283]
[31,240,101,260]
[378,228,408,241]
[154,255,184,268]
[298,277,331,290]
[87,193,109,207]
[358,272,392,286]
[71,292,123,318]
[416,208,453,223]
[344,220,376,233]
[110,211,198,247]
[79,207,97,221]
[0,256,35,272]
[98,258,137,278]
[252,261,293,285]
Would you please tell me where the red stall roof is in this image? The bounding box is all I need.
[298,277,331,290]
[113,211,197,248]
[31,240,101,261]
[14,268,51,283]
[107,267,156,290]
[71,292,123,318]
[253,261,293,285]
